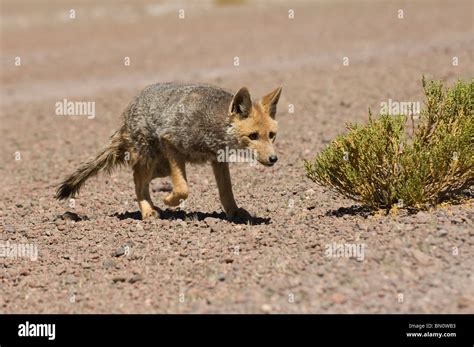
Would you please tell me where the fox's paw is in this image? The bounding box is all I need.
[226,207,251,221]
[141,208,159,220]
[163,192,188,207]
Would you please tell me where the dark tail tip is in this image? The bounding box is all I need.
[55,183,74,200]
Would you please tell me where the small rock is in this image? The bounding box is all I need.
[217,273,226,282]
[205,217,223,233]
[65,275,79,285]
[133,223,144,233]
[112,246,126,257]
[401,267,416,279]
[457,297,473,309]
[450,217,465,225]
[331,292,347,304]
[415,211,431,224]
[340,100,351,108]
[61,211,81,222]
[112,276,127,283]
[103,259,117,269]
[412,249,433,265]
[4,224,15,233]
[152,182,172,192]
[57,224,66,231]
[129,275,144,284]
[437,229,448,237]
[55,219,66,226]
[392,238,403,247]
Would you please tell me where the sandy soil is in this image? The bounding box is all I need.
[0,0,473,313]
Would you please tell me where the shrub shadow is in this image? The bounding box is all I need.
[324,205,375,218]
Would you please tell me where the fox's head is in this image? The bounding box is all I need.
[228,86,282,167]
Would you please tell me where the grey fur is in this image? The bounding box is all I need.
[125,83,239,163]
[56,83,242,199]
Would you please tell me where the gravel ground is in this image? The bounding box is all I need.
[0,0,473,313]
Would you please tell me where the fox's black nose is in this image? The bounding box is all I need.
[269,155,278,164]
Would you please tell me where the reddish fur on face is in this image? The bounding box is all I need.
[229,87,282,166]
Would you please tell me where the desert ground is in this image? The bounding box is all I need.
[0,0,473,313]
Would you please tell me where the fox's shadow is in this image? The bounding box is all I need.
[112,209,270,225]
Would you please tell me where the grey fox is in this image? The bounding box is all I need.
[56,83,282,219]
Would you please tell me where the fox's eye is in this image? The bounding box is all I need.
[248,132,259,140]
[269,132,276,140]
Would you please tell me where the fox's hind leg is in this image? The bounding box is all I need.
[133,163,159,219]
[163,145,188,207]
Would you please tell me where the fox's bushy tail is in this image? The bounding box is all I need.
[55,130,128,200]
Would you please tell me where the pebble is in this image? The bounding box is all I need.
[415,211,432,224]
[112,246,126,257]
[205,218,224,233]
[5,224,15,233]
[412,249,433,265]
[331,292,347,304]
[129,275,144,284]
[103,259,117,269]
[112,276,127,283]
[65,275,79,285]
[437,229,448,236]
[457,297,473,309]
[61,211,81,222]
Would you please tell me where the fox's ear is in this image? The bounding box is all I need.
[260,86,282,119]
[229,87,252,118]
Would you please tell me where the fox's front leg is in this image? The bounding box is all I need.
[211,161,250,220]
[163,145,189,207]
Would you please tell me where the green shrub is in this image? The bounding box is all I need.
[304,77,474,210]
